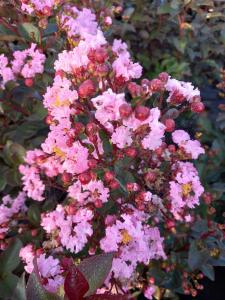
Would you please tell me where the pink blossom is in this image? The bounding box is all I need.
[165,77,200,103]
[172,130,205,159]
[41,205,93,253]
[169,162,204,220]
[12,43,45,78]
[100,212,166,281]
[0,192,26,228]
[68,180,109,205]
[19,165,45,201]
[91,89,126,129]
[144,285,156,300]
[111,126,133,149]
[0,54,15,89]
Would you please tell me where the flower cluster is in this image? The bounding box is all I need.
[19,245,64,293]
[0,192,27,240]
[11,3,206,297]
[0,43,45,89]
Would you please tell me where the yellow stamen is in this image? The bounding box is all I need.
[54,95,70,107]
[53,146,65,158]
[121,229,132,245]
[182,183,192,197]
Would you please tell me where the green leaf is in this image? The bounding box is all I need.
[0,273,19,299]
[19,23,41,43]
[28,204,41,226]
[200,264,215,281]
[78,252,114,297]
[188,242,210,270]
[0,238,22,275]
[13,273,26,300]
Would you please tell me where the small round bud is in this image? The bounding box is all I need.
[88,159,98,169]
[78,79,96,98]
[125,147,137,158]
[149,78,164,92]
[164,118,175,132]
[78,172,92,185]
[191,102,205,113]
[119,103,132,118]
[134,106,150,121]
[86,122,98,136]
[144,172,157,183]
[158,72,169,82]
[127,82,141,97]
[62,172,72,184]
[25,78,34,87]
[109,179,119,190]
[42,6,51,17]
[104,171,114,182]
[67,205,77,215]
[94,199,103,208]
[94,48,108,64]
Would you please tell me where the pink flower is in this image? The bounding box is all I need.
[100,212,166,281]
[144,285,156,300]
[41,205,93,253]
[111,126,133,149]
[91,89,126,129]
[0,192,26,226]
[12,43,45,78]
[169,162,204,220]
[0,54,15,89]
[68,180,109,205]
[172,130,205,159]
[165,77,200,103]
[19,165,45,201]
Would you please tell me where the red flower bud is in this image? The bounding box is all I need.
[104,171,114,182]
[164,118,175,132]
[55,70,65,78]
[109,179,119,190]
[119,103,132,118]
[45,115,54,125]
[191,102,205,113]
[94,199,103,208]
[25,78,34,87]
[67,205,77,215]
[78,79,96,98]
[144,172,156,183]
[62,172,72,184]
[86,122,98,136]
[78,172,92,185]
[94,48,108,64]
[127,82,141,97]
[158,72,169,82]
[88,159,98,169]
[149,78,164,92]
[125,147,137,158]
[134,106,150,121]
[42,6,51,17]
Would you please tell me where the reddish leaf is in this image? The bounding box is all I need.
[78,252,114,297]
[86,294,134,300]
[64,266,89,300]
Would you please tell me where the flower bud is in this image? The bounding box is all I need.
[104,171,114,182]
[191,102,205,113]
[25,78,34,87]
[164,118,175,132]
[78,79,96,98]
[125,147,137,158]
[119,103,132,118]
[134,106,150,121]
[78,172,92,185]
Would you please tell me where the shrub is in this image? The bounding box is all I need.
[0,1,224,300]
